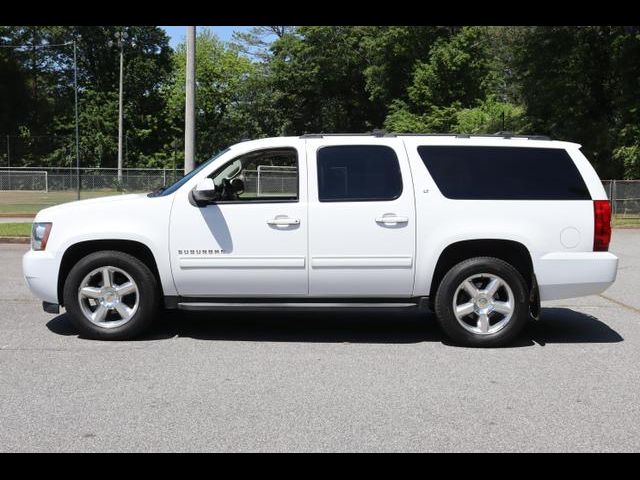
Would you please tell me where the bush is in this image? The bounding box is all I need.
[613,146,640,180]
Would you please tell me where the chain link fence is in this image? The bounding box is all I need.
[602,180,640,217]
[0,167,181,192]
[244,166,298,197]
[1,166,639,217]
[0,134,184,191]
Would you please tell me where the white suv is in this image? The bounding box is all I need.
[23,133,618,346]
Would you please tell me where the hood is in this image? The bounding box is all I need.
[34,193,149,221]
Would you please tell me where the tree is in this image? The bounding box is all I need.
[0,26,173,168]
[167,28,258,164]
[2,25,640,179]
[360,26,451,106]
[269,26,388,134]
[231,26,295,62]
[0,31,31,139]
[512,26,622,177]
[384,27,510,134]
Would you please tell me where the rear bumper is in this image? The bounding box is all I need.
[22,249,60,305]
[535,251,618,301]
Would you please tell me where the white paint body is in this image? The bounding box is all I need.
[23,135,618,306]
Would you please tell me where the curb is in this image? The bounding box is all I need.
[0,213,35,218]
[0,237,30,244]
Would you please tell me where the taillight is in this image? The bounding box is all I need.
[593,200,611,252]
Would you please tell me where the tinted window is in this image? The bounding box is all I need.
[317,145,403,202]
[418,146,591,200]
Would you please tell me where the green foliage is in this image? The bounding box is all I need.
[231,26,295,62]
[384,27,514,135]
[360,26,452,106]
[1,26,172,168]
[454,97,527,134]
[510,26,640,178]
[0,38,30,135]
[268,26,385,133]
[407,27,496,109]
[385,96,526,135]
[613,146,640,180]
[0,223,31,237]
[384,101,458,133]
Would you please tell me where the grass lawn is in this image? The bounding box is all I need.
[0,190,128,215]
[1,189,639,233]
[612,216,640,228]
[0,223,32,237]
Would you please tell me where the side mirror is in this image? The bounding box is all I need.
[190,178,218,206]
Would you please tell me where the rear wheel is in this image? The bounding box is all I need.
[434,257,529,347]
[63,250,158,340]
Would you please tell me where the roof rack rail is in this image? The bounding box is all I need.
[299,132,552,141]
[299,132,380,138]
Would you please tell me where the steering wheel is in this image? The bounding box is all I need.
[221,178,236,200]
[230,178,245,196]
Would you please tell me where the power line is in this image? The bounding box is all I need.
[0,42,74,49]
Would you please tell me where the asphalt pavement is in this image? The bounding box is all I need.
[1,230,639,452]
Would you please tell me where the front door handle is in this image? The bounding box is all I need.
[375,214,409,224]
[267,217,300,226]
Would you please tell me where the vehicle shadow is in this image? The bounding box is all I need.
[46,307,623,347]
[525,308,623,346]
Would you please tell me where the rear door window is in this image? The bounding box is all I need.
[317,145,403,202]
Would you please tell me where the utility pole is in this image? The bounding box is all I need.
[118,39,124,183]
[109,28,131,183]
[74,39,80,200]
[184,26,196,174]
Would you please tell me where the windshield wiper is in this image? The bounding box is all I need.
[148,185,166,197]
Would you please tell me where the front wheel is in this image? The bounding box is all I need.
[434,257,529,347]
[63,250,158,340]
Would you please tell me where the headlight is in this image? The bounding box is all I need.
[31,222,52,251]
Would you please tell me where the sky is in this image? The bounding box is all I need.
[160,26,253,48]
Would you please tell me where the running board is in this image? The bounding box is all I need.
[176,301,425,312]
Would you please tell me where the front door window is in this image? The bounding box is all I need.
[211,148,298,202]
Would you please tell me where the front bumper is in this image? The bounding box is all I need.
[535,251,618,301]
[23,249,60,305]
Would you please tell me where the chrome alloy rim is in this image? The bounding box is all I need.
[452,273,515,335]
[77,266,139,328]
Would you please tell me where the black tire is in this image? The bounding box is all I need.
[434,257,529,347]
[63,250,158,340]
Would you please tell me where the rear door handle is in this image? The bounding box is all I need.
[267,217,300,226]
[375,214,409,224]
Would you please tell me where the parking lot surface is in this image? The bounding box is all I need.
[1,230,639,452]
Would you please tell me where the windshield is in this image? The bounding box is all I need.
[150,148,231,197]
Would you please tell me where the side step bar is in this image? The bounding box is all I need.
[178,302,420,311]
[173,298,430,312]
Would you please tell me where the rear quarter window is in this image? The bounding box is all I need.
[417,146,591,200]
